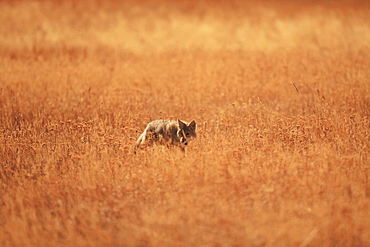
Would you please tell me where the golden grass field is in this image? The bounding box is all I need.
[1,0,370,246]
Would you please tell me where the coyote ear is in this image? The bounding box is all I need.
[189,120,196,129]
[177,119,186,129]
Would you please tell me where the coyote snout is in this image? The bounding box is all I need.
[134,119,196,152]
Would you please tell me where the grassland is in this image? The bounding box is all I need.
[0,0,370,246]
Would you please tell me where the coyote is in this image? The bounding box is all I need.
[135,119,196,152]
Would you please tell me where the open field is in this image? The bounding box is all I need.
[1,0,370,246]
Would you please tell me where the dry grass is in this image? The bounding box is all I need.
[1,0,370,246]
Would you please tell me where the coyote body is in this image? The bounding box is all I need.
[135,119,196,151]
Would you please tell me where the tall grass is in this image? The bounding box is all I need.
[1,0,369,246]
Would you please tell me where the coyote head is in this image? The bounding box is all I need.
[177,119,196,146]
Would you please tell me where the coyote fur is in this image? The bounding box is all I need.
[135,119,196,152]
